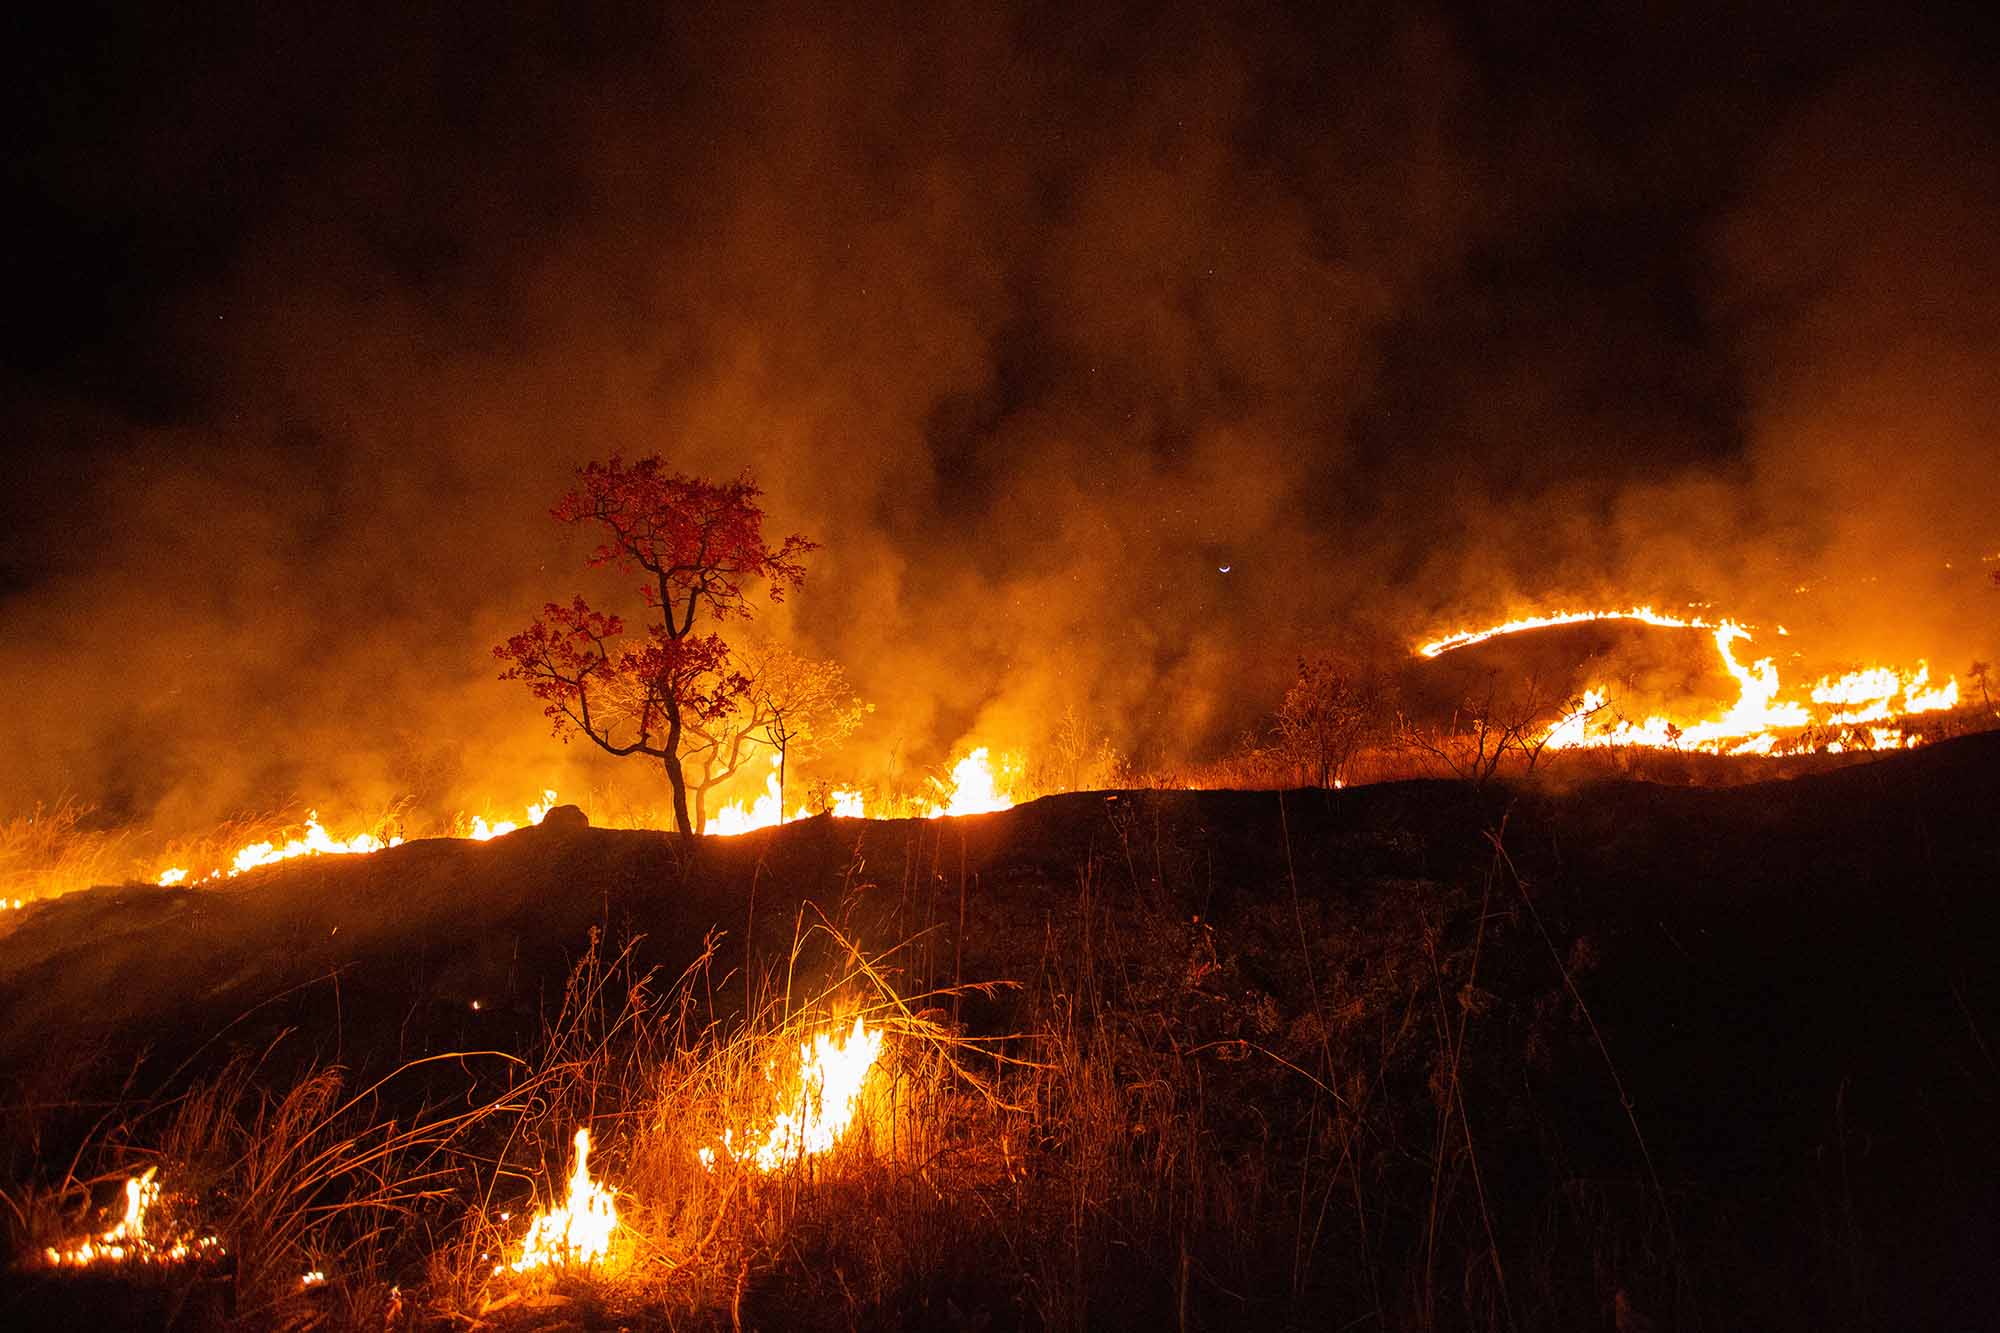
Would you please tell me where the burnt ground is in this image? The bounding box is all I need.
[2,731,1997,1330]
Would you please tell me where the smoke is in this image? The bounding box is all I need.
[1,2,1994,836]
[1710,56,2000,663]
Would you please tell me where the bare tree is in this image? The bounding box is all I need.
[677,645,868,833]
[747,644,869,817]
[1397,672,1594,786]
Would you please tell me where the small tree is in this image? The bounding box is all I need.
[678,644,869,832]
[1396,671,1589,787]
[1273,655,1387,788]
[746,644,870,816]
[495,457,815,838]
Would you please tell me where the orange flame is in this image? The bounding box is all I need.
[43,1167,224,1268]
[709,747,1016,835]
[1419,608,1960,755]
[149,790,558,888]
[503,1128,619,1274]
[699,1015,886,1173]
[468,789,560,841]
[1417,606,1714,659]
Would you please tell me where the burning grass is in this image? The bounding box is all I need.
[0,798,134,910]
[6,740,1997,1329]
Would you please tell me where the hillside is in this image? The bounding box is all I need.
[3,733,1998,1330]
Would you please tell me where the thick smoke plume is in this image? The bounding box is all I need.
[1,3,1993,839]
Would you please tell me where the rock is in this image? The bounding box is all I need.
[537,803,589,833]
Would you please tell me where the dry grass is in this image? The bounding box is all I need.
[0,798,135,907]
[1,795,1809,1331]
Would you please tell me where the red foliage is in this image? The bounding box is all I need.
[552,456,817,630]
[495,597,749,750]
[495,457,814,835]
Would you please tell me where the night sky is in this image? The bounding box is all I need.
[4,1,1996,827]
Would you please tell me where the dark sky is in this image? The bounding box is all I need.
[3,1,1996,826]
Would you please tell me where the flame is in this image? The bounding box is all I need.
[504,1128,619,1274]
[227,812,401,876]
[1419,607,1961,755]
[700,1014,886,1173]
[43,1167,224,1268]
[146,790,557,888]
[468,789,560,841]
[925,747,1018,817]
[708,747,1015,835]
[708,756,792,836]
[1417,606,1714,659]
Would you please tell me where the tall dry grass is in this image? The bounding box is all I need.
[4,808,1720,1331]
[0,798,134,906]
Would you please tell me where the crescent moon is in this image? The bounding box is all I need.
[1218,565,1232,573]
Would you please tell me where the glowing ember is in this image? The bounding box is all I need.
[43,1167,223,1269]
[503,1128,619,1274]
[1419,607,1961,755]
[700,1014,886,1173]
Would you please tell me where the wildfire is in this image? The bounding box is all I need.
[926,747,1018,816]
[699,1014,886,1173]
[43,1167,224,1269]
[468,790,560,841]
[1417,606,1714,659]
[709,757,866,836]
[226,813,402,875]
[1422,607,1962,756]
[709,747,1016,835]
[151,791,559,889]
[503,1128,619,1274]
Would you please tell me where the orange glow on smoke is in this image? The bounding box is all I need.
[1421,607,1961,755]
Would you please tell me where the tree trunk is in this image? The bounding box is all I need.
[664,710,694,839]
